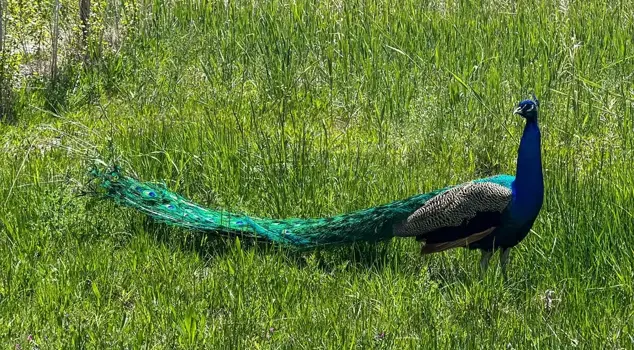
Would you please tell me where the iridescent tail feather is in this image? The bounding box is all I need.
[89,167,450,248]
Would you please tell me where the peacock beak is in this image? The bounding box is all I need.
[513,106,523,116]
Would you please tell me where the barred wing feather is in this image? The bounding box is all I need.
[393,181,512,253]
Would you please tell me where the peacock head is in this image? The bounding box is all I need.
[513,95,539,120]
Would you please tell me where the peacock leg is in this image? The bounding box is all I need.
[480,250,493,273]
[500,248,511,278]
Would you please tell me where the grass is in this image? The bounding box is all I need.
[1,0,634,348]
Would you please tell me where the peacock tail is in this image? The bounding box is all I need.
[90,166,515,248]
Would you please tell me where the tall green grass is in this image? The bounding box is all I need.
[1,0,633,348]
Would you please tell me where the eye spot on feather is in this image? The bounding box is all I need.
[166,204,175,210]
[145,191,157,198]
[235,220,244,226]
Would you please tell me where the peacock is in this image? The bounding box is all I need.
[90,97,543,273]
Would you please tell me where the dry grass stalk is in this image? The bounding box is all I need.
[51,0,60,80]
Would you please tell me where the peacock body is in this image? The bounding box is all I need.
[92,97,543,271]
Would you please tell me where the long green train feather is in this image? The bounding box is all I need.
[90,167,514,248]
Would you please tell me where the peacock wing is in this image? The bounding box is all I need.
[392,181,512,252]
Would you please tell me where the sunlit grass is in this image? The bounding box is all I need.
[1,0,633,348]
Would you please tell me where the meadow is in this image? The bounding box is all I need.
[1,0,633,348]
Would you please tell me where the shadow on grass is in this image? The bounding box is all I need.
[0,70,17,124]
[144,220,491,289]
[45,70,76,114]
[140,217,400,273]
[79,196,489,286]
[82,197,483,283]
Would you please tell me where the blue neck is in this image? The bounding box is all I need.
[511,118,544,220]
